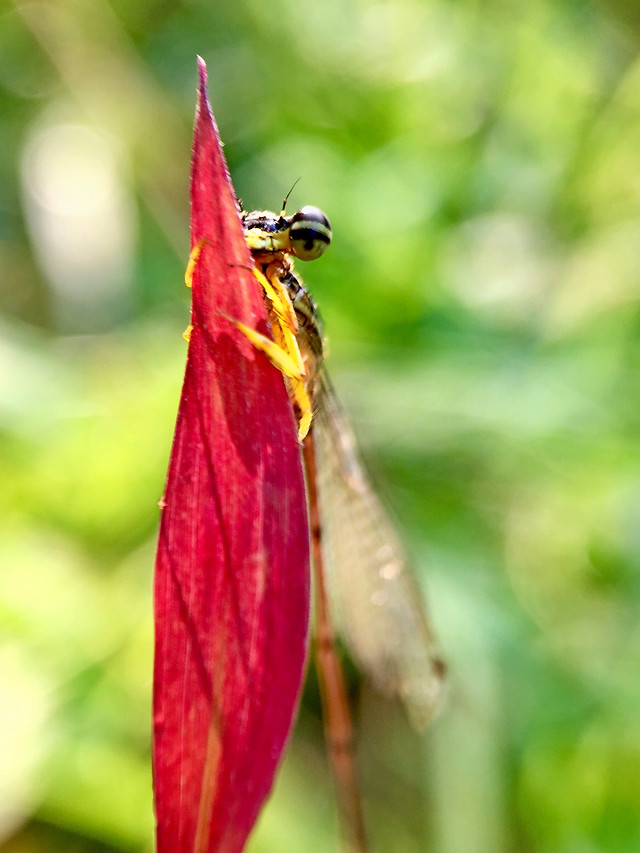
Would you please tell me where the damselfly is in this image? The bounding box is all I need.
[236,197,446,852]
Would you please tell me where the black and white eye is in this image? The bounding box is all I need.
[289,206,332,261]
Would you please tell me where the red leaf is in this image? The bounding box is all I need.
[153,58,310,853]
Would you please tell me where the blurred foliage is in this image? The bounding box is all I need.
[2,0,640,851]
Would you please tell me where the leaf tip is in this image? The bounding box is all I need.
[197,55,207,88]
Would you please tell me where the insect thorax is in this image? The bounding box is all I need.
[242,209,290,256]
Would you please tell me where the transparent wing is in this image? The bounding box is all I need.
[312,373,446,729]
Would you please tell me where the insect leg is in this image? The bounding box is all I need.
[230,315,313,441]
[225,265,314,441]
[184,237,210,288]
[251,265,298,333]
[182,238,211,342]
[223,316,304,381]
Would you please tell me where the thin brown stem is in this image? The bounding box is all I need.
[303,431,369,853]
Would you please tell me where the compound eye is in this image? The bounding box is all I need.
[289,206,332,261]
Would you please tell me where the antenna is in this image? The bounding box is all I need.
[281,177,301,216]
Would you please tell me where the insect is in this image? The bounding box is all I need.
[235,195,446,851]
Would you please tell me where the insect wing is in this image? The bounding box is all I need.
[313,375,445,729]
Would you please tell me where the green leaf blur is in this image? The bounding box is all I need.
[1,1,640,851]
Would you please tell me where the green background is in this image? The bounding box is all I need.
[2,0,640,851]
